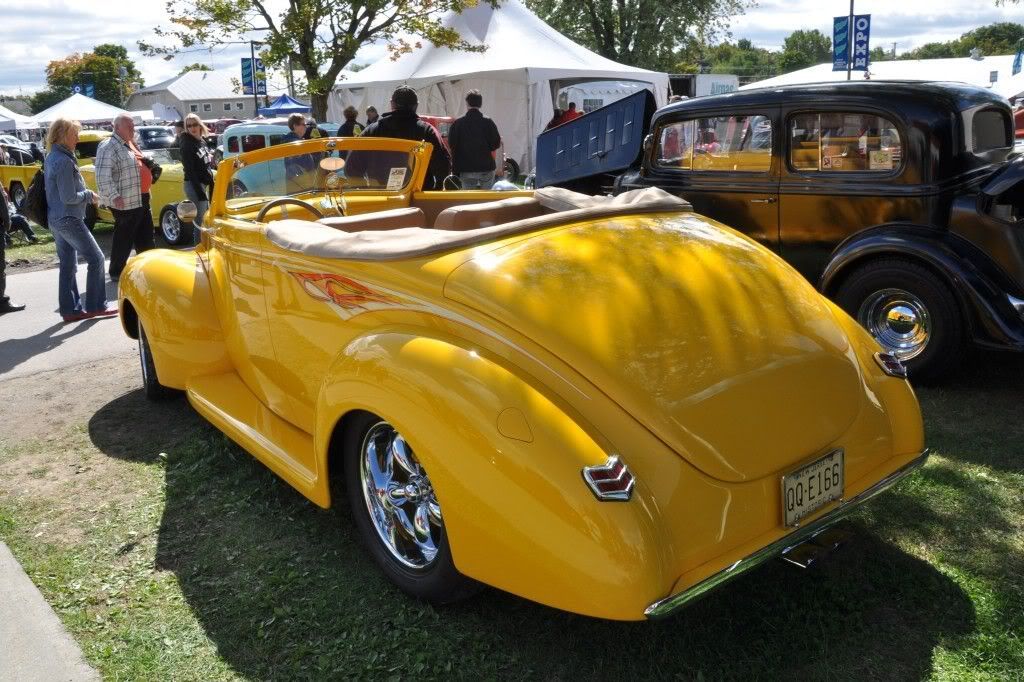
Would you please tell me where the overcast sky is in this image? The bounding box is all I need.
[1,0,1021,96]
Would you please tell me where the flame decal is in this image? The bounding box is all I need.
[291,272,401,310]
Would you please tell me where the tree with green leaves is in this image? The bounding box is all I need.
[30,46,144,113]
[141,0,492,121]
[179,63,215,75]
[777,29,831,73]
[686,39,777,79]
[958,22,1024,55]
[525,0,753,72]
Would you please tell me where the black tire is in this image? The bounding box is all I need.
[85,203,97,231]
[159,206,192,246]
[835,258,965,380]
[137,319,179,401]
[342,411,479,604]
[9,182,25,212]
[504,158,520,182]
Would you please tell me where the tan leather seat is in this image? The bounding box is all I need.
[434,197,545,231]
[318,207,425,233]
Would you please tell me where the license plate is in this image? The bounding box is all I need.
[782,449,844,527]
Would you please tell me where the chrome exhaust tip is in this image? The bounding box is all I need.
[780,526,853,569]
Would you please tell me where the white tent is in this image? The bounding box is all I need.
[742,55,1024,101]
[0,103,38,131]
[30,93,131,126]
[329,0,669,173]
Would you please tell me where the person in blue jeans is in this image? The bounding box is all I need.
[44,118,117,323]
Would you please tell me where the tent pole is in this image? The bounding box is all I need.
[526,77,532,176]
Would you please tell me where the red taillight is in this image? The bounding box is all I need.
[873,352,908,379]
[582,456,635,501]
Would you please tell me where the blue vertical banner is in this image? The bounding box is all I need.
[851,14,871,71]
[832,16,850,71]
[85,83,95,98]
[241,58,267,96]
[241,58,254,95]
[1013,45,1023,76]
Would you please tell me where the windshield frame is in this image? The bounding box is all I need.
[211,136,432,221]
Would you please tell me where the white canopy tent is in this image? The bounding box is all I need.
[0,103,38,131]
[329,0,669,173]
[30,93,132,126]
[742,55,1024,101]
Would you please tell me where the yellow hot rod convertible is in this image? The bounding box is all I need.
[118,136,927,621]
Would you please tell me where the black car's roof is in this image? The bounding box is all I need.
[660,80,1008,117]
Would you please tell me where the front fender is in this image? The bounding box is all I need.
[118,249,232,388]
[820,224,1024,347]
[313,331,672,620]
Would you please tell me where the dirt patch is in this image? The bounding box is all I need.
[0,353,199,543]
[0,355,139,443]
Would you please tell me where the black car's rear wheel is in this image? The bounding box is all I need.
[342,411,478,604]
[836,258,964,380]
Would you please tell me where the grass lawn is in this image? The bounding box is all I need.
[5,222,114,268]
[0,352,1021,680]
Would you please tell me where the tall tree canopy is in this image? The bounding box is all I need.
[777,29,831,73]
[142,0,492,120]
[30,45,144,113]
[900,22,1024,59]
[526,0,752,72]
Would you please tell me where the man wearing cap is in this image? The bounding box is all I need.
[360,86,451,190]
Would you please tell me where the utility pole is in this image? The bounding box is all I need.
[847,0,854,81]
[249,40,259,117]
[891,42,897,60]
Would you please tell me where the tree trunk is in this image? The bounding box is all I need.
[311,92,329,123]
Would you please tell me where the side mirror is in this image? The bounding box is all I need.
[176,200,198,223]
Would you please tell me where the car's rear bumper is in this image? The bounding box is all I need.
[644,448,930,619]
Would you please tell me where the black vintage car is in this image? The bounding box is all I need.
[536,82,1024,379]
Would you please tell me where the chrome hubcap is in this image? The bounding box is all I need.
[858,288,931,360]
[360,422,442,570]
[161,211,181,242]
[11,187,24,208]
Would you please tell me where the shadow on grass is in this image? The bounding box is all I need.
[82,389,974,679]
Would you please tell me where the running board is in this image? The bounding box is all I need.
[186,372,320,503]
[779,527,853,569]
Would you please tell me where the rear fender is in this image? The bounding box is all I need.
[820,223,1024,346]
[118,249,231,388]
[313,330,671,620]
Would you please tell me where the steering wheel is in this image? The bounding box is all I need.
[256,197,325,222]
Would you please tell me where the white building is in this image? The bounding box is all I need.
[127,69,289,121]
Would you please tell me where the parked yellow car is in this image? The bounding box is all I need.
[80,147,192,245]
[0,151,39,210]
[117,136,927,620]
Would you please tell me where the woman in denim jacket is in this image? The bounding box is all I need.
[45,118,116,322]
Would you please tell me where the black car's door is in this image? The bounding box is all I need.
[640,107,781,251]
[778,109,908,282]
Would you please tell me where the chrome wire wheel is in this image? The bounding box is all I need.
[359,421,443,571]
[161,209,182,244]
[858,288,932,360]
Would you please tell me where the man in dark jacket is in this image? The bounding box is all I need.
[448,89,501,189]
[360,87,451,191]
[0,185,24,313]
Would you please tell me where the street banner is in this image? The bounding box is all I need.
[851,14,871,71]
[241,58,267,96]
[72,83,95,98]
[1013,45,1023,76]
[832,16,849,71]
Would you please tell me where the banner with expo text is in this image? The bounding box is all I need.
[833,14,871,71]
